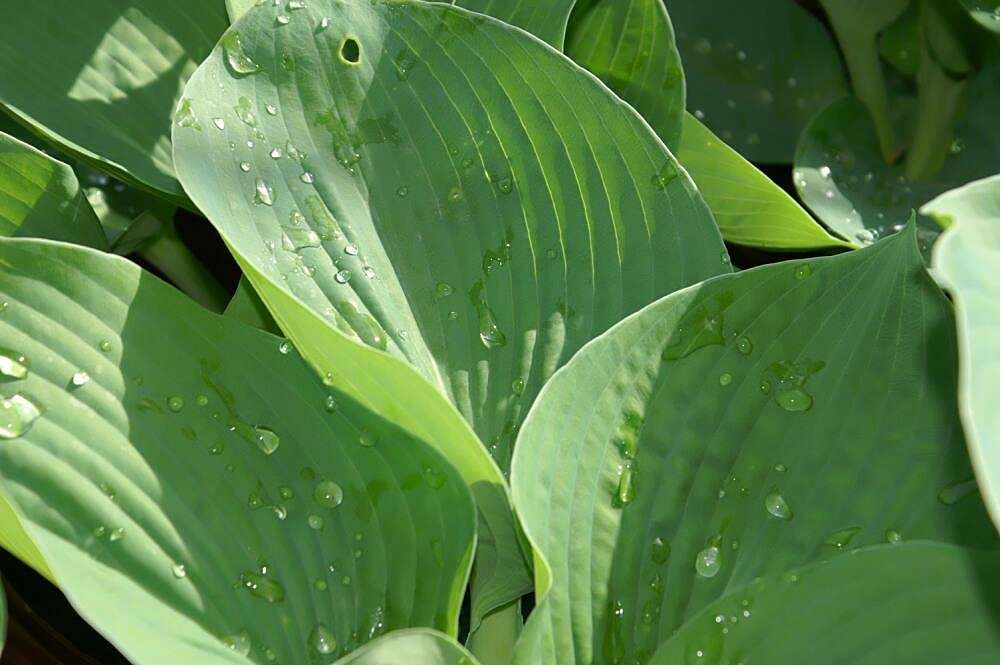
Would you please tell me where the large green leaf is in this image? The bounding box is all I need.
[960,0,1000,32]
[0,132,107,249]
[0,237,475,663]
[0,0,229,200]
[510,224,996,663]
[448,0,575,49]
[665,0,849,163]
[927,174,1000,531]
[173,0,729,627]
[565,0,685,150]
[794,62,1000,251]
[334,628,478,664]
[676,113,850,250]
[649,543,1000,663]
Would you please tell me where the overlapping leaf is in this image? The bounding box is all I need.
[928,174,1000,531]
[0,132,107,249]
[334,628,478,665]
[173,0,729,626]
[675,114,849,250]
[0,238,475,664]
[665,0,848,162]
[510,225,997,663]
[566,0,685,150]
[795,63,1000,251]
[960,0,1000,33]
[0,0,229,200]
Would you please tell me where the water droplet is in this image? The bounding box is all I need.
[222,32,261,75]
[239,570,285,602]
[99,340,112,352]
[718,372,732,386]
[885,529,902,544]
[334,269,351,284]
[359,429,378,447]
[344,243,359,256]
[313,578,328,591]
[319,16,331,30]
[196,394,209,407]
[234,96,257,127]
[175,99,202,130]
[281,227,321,250]
[695,545,721,578]
[308,514,324,530]
[824,526,861,549]
[253,426,279,455]
[511,378,525,395]
[167,396,185,412]
[172,563,187,579]
[239,161,252,172]
[663,291,734,360]
[652,161,680,189]
[793,264,813,281]
[254,179,274,206]
[309,623,338,654]
[764,358,824,413]
[313,480,343,508]
[288,0,306,9]
[818,165,832,178]
[212,117,226,131]
[764,489,793,520]
[938,479,978,505]
[949,138,964,155]
[222,630,252,656]
[736,336,752,355]
[276,14,290,25]
[109,527,125,542]
[0,349,28,379]
[265,103,278,115]
[424,466,448,489]
[469,280,507,349]
[614,463,636,507]
[435,282,454,299]
[278,341,291,354]
[651,537,671,564]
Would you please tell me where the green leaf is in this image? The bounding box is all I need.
[565,0,685,150]
[649,543,1000,663]
[446,0,575,49]
[226,276,281,335]
[510,225,996,664]
[173,0,729,626]
[666,0,848,163]
[818,0,910,161]
[0,237,476,663]
[334,628,479,664]
[960,0,1000,32]
[676,113,850,250]
[927,174,1000,531]
[794,63,1000,251]
[227,0,257,23]
[0,0,229,201]
[0,131,107,249]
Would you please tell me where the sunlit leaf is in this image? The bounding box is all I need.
[0,0,229,200]
[511,225,996,663]
[0,237,475,664]
[928,174,1000,532]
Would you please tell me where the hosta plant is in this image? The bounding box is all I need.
[0,0,998,664]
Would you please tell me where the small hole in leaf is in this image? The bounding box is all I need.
[340,38,361,64]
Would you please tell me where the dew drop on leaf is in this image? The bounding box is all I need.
[308,514,324,530]
[254,179,274,206]
[222,32,261,75]
[171,563,187,579]
[695,545,721,578]
[239,570,285,602]
[70,371,90,387]
[651,536,671,564]
[253,426,280,455]
[737,336,753,355]
[764,489,793,520]
[167,396,185,412]
[0,348,28,379]
[313,480,343,508]
[222,630,252,656]
[885,529,903,544]
[824,526,861,549]
[662,292,734,360]
[938,479,978,505]
[309,623,338,654]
